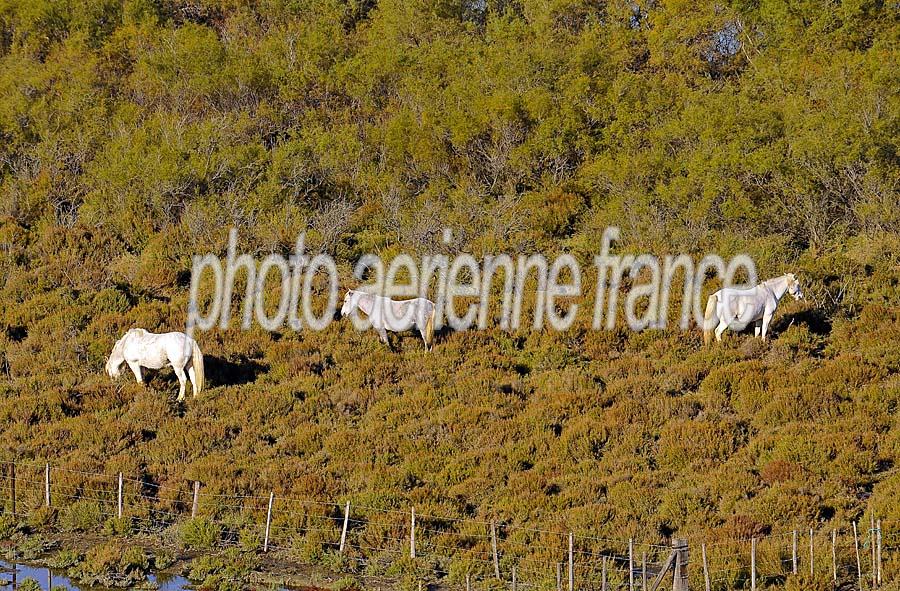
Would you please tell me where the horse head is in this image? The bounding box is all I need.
[105,334,128,378]
[786,273,804,300]
[340,290,354,316]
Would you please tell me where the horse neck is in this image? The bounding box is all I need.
[111,336,128,357]
[765,276,790,301]
[108,337,126,366]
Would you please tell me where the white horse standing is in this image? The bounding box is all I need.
[703,273,804,344]
[106,329,205,401]
[340,290,436,351]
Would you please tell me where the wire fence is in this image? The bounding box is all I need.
[0,459,895,590]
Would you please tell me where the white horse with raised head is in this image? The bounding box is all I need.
[340,290,436,351]
[703,273,804,344]
[106,329,205,401]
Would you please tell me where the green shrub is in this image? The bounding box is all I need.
[179,517,221,550]
[13,535,50,560]
[103,515,134,536]
[60,500,104,532]
[238,525,262,551]
[334,575,362,591]
[27,506,57,530]
[48,548,82,568]
[153,548,177,570]
[70,541,150,588]
[0,513,19,539]
[188,547,257,588]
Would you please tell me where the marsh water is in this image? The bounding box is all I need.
[0,559,192,590]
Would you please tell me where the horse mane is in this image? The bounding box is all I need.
[762,274,791,287]
[110,332,129,359]
[113,328,148,353]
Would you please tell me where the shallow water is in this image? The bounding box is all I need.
[0,559,192,590]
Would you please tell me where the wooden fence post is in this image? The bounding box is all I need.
[751,537,757,591]
[831,529,837,583]
[601,556,607,591]
[339,501,350,553]
[641,551,647,591]
[466,573,471,591]
[44,463,50,507]
[672,538,688,591]
[702,543,710,591]
[792,529,798,575]
[854,521,862,590]
[628,538,634,591]
[491,521,501,580]
[191,481,200,517]
[877,518,882,586]
[809,528,814,577]
[871,514,877,589]
[263,491,274,552]
[9,464,15,517]
[512,565,517,591]
[410,507,416,559]
[568,532,575,591]
[117,473,123,518]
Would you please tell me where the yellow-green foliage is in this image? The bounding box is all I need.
[71,541,150,588]
[0,0,898,587]
[0,514,18,539]
[179,517,221,550]
[188,547,258,590]
[60,500,103,532]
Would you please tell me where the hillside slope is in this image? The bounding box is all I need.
[0,0,899,588]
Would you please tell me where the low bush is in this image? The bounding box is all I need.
[179,517,221,550]
[60,500,104,532]
[188,547,257,589]
[17,579,41,591]
[0,513,19,539]
[11,535,52,560]
[48,548,82,568]
[153,548,177,570]
[26,506,57,531]
[103,515,134,536]
[70,541,150,588]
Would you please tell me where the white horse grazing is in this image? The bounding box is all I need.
[340,290,436,351]
[703,273,804,344]
[106,329,205,401]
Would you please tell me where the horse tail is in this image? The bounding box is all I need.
[192,340,205,395]
[703,293,718,345]
[425,306,435,352]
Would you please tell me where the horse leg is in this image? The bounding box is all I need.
[377,327,393,350]
[754,319,762,338]
[761,312,772,341]
[173,365,187,402]
[127,361,143,384]
[714,321,728,342]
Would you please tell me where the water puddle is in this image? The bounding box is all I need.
[0,559,192,590]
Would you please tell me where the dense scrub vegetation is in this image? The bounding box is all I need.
[0,0,898,587]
